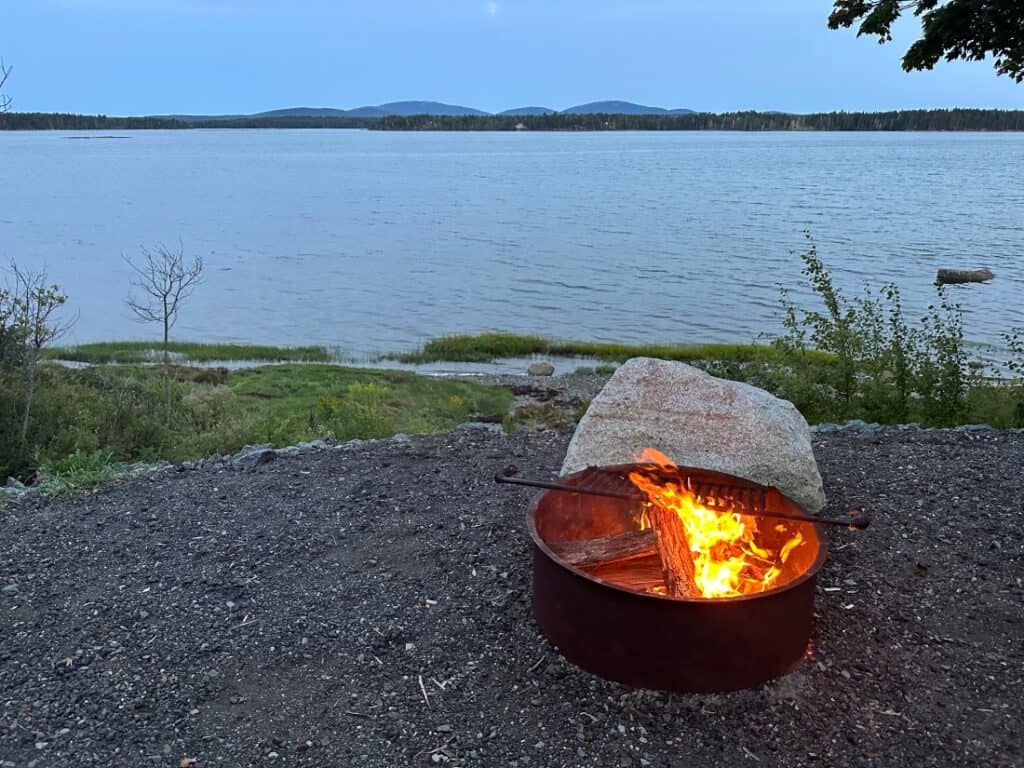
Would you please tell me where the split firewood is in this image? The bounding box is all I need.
[935,267,994,286]
[549,529,657,568]
[644,503,700,598]
[549,515,700,597]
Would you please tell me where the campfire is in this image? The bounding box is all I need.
[627,448,807,599]
[499,450,868,692]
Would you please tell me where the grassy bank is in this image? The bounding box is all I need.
[46,341,335,364]
[1,363,511,483]
[387,332,837,365]
[394,332,1022,430]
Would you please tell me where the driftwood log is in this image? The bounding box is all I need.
[936,267,994,286]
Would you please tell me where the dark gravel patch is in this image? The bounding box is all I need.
[1,425,1021,767]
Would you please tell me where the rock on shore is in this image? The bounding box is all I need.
[562,358,827,512]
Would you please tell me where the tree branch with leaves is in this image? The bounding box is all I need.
[125,242,203,423]
[829,0,1024,82]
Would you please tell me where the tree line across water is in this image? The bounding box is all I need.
[2,109,1024,131]
[373,110,1024,132]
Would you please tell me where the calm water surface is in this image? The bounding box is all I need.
[1,129,1022,357]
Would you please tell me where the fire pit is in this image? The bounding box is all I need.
[507,454,839,693]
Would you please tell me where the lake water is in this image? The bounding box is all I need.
[1,129,1022,358]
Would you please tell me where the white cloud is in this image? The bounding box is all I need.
[486,1,498,16]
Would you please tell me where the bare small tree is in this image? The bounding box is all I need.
[1,58,12,113]
[8,262,74,440]
[125,242,203,422]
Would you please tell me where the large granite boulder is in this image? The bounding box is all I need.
[561,357,826,513]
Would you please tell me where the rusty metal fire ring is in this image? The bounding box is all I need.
[527,463,828,693]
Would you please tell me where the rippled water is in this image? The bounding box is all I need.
[1,129,1021,357]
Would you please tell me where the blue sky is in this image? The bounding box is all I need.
[4,0,1022,114]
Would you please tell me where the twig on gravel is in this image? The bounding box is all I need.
[232,615,258,630]
[527,654,547,673]
[418,674,431,706]
[344,710,370,718]
[742,746,760,761]
[430,677,451,691]
[417,743,455,760]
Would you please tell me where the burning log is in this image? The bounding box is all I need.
[550,529,656,568]
[548,515,700,598]
[643,502,700,598]
[935,267,994,286]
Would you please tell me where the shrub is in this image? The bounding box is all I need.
[773,233,976,425]
[181,384,236,430]
[1003,327,1024,426]
[314,381,393,439]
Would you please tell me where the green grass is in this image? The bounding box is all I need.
[36,448,138,492]
[0,363,512,482]
[46,340,334,364]
[387,332,836,365]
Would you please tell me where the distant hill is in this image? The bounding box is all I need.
[375,101,488,116]
[499,106,556,116]
[156,101,698,121]
[253,107,356,118]
[561,101,694,115]
[345,106,392,118]
[157,102,485,122]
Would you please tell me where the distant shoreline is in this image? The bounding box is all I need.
[3,108,1024,132]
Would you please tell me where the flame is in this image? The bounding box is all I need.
[628,448,805,599]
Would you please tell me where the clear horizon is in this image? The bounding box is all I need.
[4,1,1023,115]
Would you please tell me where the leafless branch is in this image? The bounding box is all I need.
[124,240,204,334]
[0,58,11,113]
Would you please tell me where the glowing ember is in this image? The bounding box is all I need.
[628,448,805,599]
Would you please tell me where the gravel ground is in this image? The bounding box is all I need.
[1,425,1022,767]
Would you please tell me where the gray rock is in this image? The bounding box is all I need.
[811,423,840,434]
[841,419,881,435]
[231,444,278,470]
[2,583,18,594]
[561,357,827,512]
[454,421,504,434]
[5,477,26,490]
[527,361,555,377]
